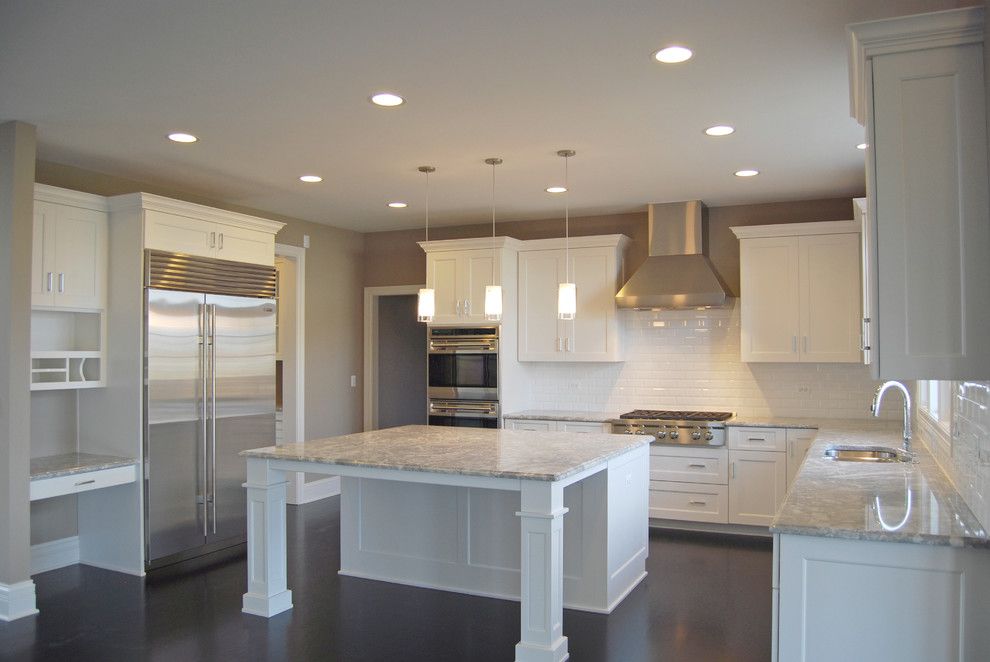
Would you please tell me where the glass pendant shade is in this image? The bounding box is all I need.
[417,288,435,323]
[485,285,503,321]
[558,282,576,320]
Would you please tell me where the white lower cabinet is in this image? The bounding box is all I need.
[727,450,787,526]
[503,418,609,433]
[649,481,728,524]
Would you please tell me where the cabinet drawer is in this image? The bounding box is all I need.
[649,481,728,524]
[30,464,137,501]
[728,427,786,452]
[503,419,555,432]
[558,421,609,433]
[649,447,727,485]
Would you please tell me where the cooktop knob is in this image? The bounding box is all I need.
[704,430,715,441]
[691,427,703,441]
[656,427,667,439]
[669,428,680,440]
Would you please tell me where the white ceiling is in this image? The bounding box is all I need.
[0,0,967,232]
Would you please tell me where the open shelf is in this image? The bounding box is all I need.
[31,309,105,390]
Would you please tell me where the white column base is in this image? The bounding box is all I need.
[242,589,293,617]
[242,458,293,618]
[0,580,38,621]
[515,638,570,662]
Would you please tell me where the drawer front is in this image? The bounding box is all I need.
[557,421,609,433]
[650,449,727,485]
[728,426,786,452]
[649,481,729,524]
[30,464,137,501]
[503,419,556,432]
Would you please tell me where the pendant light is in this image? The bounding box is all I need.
[484,157,503,321]
[417,165,436,323]
[557,149,577,320]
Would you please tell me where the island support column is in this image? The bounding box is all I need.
[242,458,293,617]
[515,480,569,662]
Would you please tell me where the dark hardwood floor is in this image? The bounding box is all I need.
[0,497,772,661]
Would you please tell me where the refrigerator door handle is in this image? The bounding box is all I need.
[209,303,218,535]
[200,303,209,538]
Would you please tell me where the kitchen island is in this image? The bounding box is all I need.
[240,424,650,662]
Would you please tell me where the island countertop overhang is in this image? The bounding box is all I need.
[242,424,652,482]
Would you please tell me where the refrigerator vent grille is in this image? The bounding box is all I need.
[146,250,277,298]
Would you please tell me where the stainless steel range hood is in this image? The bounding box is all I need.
[615,201,729,309]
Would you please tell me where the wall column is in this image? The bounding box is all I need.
[0,120,37,621]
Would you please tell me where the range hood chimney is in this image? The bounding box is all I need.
[615,201,729,310]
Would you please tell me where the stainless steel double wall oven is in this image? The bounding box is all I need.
[427,326,499,428]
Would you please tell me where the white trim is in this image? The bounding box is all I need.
[288,476,341,505]
[515,233,629,252]
[0,580,38,621]
[362,284,424,431]
[275,243,308,504]
[108,192,285,234]
[730,220,859,240]
[33,183,110,210]
[31,536,80,575]
[417,236,524,252]
[848,6,984,123]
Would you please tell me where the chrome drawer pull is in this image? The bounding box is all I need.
[748,437,767,442]
[74,479,96,486]
[687,463,706,468]
[688,500,707,506]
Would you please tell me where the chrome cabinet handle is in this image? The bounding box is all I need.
[556,337,563,352]
[209,304,217,535]
[74,479,96,486]
[564,337,571,352]
[688,463,706,468]
[210,231,216,248]
[792,336,797,353]
[731,462,736,479]
[861,317,871,351]
[688,500,708,506]
[456,300,461,316]
[218,233,224,250]
[748,437,767,442]
[464,299,470,315]
[58,272,65,293]
[803,336,808,353]
[46,272,53,292]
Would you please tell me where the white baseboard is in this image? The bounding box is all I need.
[77,558,146,577]
[0,580,38,621]
[287,475,340,505]
[31,536,80,575]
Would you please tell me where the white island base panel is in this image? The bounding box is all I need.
[338,455,648,614]
[241,440,649,662]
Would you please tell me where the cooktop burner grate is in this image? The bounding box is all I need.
[618,410,733,421]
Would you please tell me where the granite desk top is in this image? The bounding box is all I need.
[30,452,138,481]
[771,423,988,548]
[502,410,620,423]
[243,424,651,482]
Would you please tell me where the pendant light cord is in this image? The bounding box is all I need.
[564,154,570,282]
[425,170,430,245]
[491,161,496,283]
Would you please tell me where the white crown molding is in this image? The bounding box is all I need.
[109,192,286,234]
[730,220,859,240]
[516,233,631,252]
[34,183,110,211]
[847,6,984,124]
[418,236,525,253]
[0,580,38,622]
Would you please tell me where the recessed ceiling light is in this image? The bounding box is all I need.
[734,169,760,177]
[387,201,408,208]
[167,132,198,143]
[545,186,567,193]
[654,46,693,64]
[299,175,323,183]
[857,143,868,150]
[370,92,404,107]
[705,125,735,136]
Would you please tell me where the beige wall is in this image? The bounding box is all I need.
[36,161,365,441]
[363,197,858,296]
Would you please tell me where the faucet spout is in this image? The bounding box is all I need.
[872,380,912,452]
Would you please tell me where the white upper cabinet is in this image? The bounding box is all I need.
[517,235,628,362]
[849,6,989,379]
[32,185,108,310]
[733,222,862,363]
[113,194,283,266]
[420,238,520,325]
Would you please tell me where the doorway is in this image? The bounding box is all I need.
[363,285,428,430]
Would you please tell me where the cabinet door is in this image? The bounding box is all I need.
[728,450,786,526]
[50,205,107,309]
[871,44,990,379]
[145,209,216,259]
[518,250,565,361]
[785,429,816,489]
[462,251,496,322]
[854,198,874,366]
[215,223,274,266]
[426,252,462,324]
[799,234,861,362]
[739,237,800,362]
[32,201,55,307]
[557,421,608,433]
[503,419,556,431]
[563,247,620,361]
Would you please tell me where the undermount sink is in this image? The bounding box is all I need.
[823,445,913,463]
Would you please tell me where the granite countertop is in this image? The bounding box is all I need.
[727,416,821,429]
[771,423,988,548]
[30,452,138,481]
[242,424,651,482]
[502,410,621,423]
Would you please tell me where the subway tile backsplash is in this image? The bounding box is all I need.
[519,300,894,420]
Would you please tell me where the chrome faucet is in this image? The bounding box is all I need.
[871,381,912,452]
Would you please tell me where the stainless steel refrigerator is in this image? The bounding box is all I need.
[144,250,276,569]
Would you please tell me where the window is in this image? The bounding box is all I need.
[917,380,952,431]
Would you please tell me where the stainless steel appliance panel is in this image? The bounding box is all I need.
[146,289,207,562]
[206,294,276,546]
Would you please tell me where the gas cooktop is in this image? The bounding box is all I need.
[617,410,734,422]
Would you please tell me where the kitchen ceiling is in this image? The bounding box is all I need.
[0,0,966,232]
